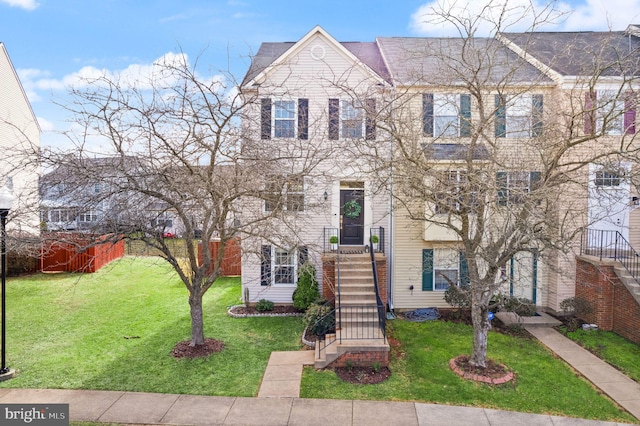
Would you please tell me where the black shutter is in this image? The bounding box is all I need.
[422,93,434,136]
[460,94,471,137]
[298,98,309,140]
[298,246,308,266]
[328,98,339,140]
[532,94,543,137]
[495,94,506,138]
[365,98,376,140]
[260,245,271,286]
[261,98,271,140]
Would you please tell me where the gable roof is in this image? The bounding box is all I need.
[0,42,40,132]
[500,31,640,77]
[376,37,553,87]
[242,26,391,87]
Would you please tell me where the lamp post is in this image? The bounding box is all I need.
[0,185,15,380]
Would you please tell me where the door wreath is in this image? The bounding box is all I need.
[343,200,362,219]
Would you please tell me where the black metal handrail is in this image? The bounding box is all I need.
[581,228,640,283]
[369,229,386,341]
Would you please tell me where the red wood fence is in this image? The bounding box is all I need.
[197,238,242,276]
[41,233,125,273]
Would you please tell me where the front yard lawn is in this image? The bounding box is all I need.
[0,257,304,396]
[301,320,637,423]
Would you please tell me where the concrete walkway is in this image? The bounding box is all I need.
[1,325,639,425]
[257,350,314,397]
[0,387,626,425]
[526,326,640,420]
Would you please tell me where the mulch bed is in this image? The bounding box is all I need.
[333,366,392,384]
[228,305,303,317]
[171,338,225,359]
[450,355,515,385]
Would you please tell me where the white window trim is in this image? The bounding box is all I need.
[271,247,298,286]
[433,94,462,137]
[340,100,364,139]
[272,99,297,139]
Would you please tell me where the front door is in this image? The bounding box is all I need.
[340,189,364,245]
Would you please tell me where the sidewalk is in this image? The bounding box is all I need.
[0,387,625,425]
[1,324,638,425]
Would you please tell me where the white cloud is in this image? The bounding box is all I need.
[36,116,54,132]
[410,0,640,36]
[0,0,38,10]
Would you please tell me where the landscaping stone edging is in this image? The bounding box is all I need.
[226,305,304,318]
[301,326,315,348]
[449,356,515,385]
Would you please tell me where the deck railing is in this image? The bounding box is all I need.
[581,228,640,283]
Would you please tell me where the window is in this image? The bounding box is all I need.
[260,98,309,140]
[274,101,295,138]
[495,94,543,138]
[341,100,363,138]
[264,175,305,212]
[94,183,101,193]
[274,248,295,285]
[328,98,376,140]
[78,210,97,222]
[260,245,309,286]
[423,94,471,137]
[594,170,622,187]
[585,90,637,136]
[434,170,478,214]
[497,171,542,206]
[422,248,469,291]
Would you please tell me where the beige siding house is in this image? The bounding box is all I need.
[242,26,640,315]
[0,43,40,235]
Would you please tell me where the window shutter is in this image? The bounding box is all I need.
[298,99,309,140]
[422,94,434,136]
[532,94,543,137]
[625,91,636,135]
[530,171,542,191]
[584,91,596,134]
[328,98,339,140]
[365,98,376,140]
[260,245,271,286]
[460,94,471,137]
[495,94,506,138]
[298,245,308,266]
[422,249,434,291]
[459,250,470,287]
[496,172,508,206]
[261,98,271,140]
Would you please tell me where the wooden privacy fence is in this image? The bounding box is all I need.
[41,233,125,273]
[198,238,242,276]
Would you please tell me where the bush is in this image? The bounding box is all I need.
[560,297,593,332]
[444,285,471,309]
[255,299,274,312]
[503,296,537,316]
[303,302,335,337]
[293,263,320,310]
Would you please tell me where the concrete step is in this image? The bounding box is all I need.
[338,284,375,293]
[339,293,377,303]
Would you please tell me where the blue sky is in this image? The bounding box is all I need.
[1,0,640,148]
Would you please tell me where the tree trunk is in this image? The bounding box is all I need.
[189,293,205,346]
[470,295,489,368]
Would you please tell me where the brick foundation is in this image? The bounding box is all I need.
[575,256,640,344]
[331,350,390,368]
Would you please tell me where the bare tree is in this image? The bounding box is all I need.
[39,52,327,347]
[356,1,640,367]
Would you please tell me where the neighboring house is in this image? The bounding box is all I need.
[0,42,40,235]
[241,25,640,318]
[40,157,182,237]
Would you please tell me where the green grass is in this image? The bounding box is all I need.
[563,328,640,382]
[301,320,637,423]
[0,257,304,396]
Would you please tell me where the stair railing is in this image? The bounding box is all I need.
[581,228,640,283]
[369,228,386,342]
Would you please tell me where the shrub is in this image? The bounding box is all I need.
[303,302,335,337]
[370,235,379,244]
[503,296,537,316]
[293,263,320,310]
[444,285,471,309]
[329,236,338,244]
[560,297,593,332]
[255,299,274,312]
